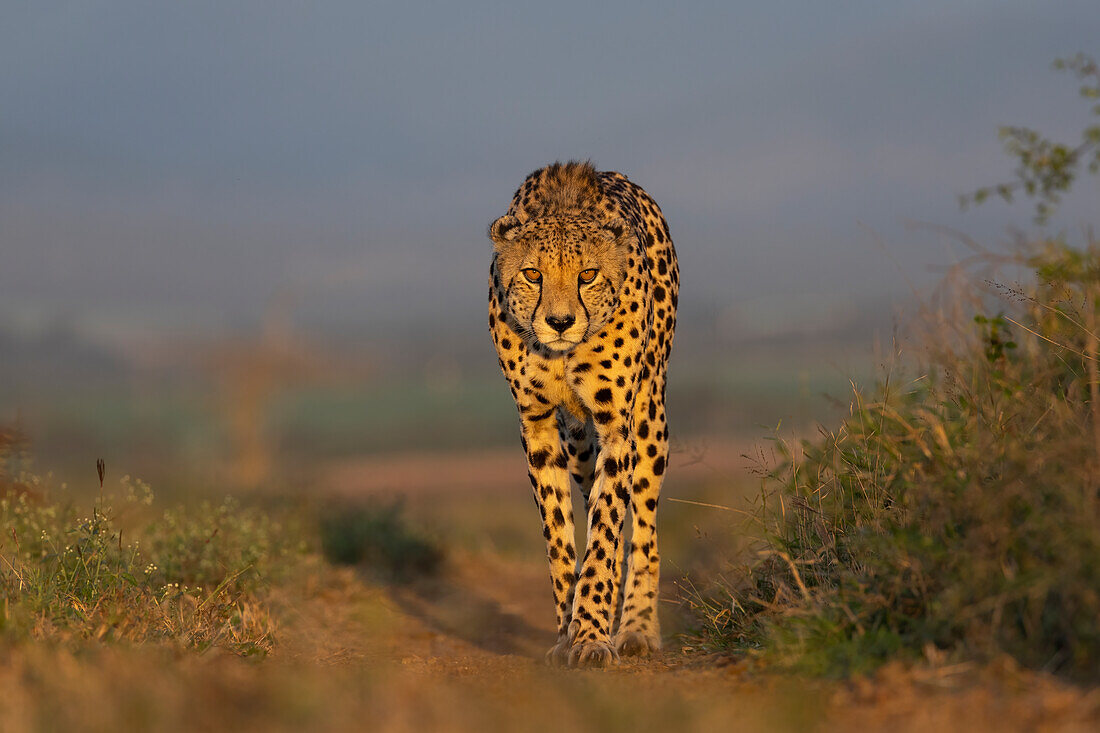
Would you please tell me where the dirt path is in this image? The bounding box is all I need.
[262,544,1100,733]
[282,446,1100,732]
[7,539,1096,732]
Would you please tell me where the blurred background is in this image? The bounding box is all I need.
[2,1,1098,506]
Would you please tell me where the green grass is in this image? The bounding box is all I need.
[0,458,304,655]
[691,241,1100,681]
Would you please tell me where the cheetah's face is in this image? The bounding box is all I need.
[490,215,631,352]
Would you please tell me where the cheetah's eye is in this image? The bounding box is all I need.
[579,269,598,284]
[522,268,542,284]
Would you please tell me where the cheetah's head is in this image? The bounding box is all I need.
[489,214,632,352]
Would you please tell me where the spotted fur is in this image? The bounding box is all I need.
[488,161,679,667]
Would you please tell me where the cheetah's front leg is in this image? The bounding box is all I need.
[519,412,578,666]
[568,422,634,668]
[615,386,669,657]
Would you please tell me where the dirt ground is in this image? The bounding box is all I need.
[4,444,1099,732]
[266,548,1100,733]
[6,547,1098,732]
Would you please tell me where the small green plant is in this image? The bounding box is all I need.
[0,466,302,656]
[972,313,1017,364]
[318,500,443,582]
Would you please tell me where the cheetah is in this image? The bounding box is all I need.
[487,161,678,667]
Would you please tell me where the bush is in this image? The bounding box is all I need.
[318,500,443,582]
[693,52,1100,681]
[693,242,1100,680]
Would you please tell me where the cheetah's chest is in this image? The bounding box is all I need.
[519,351,589,420]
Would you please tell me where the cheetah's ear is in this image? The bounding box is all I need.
[596,217,632,284]
[489,215,521,248]
[599,217,632,247]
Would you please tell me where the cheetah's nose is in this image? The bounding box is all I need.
[545,314,576,333]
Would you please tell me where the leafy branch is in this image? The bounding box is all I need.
[961,53,1100,223]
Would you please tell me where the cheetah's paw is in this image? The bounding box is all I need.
[613,630,661,658]
[545,635,572,667]
[568,639,619,668]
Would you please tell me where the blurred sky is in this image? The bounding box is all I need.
[2,1,1099,343]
